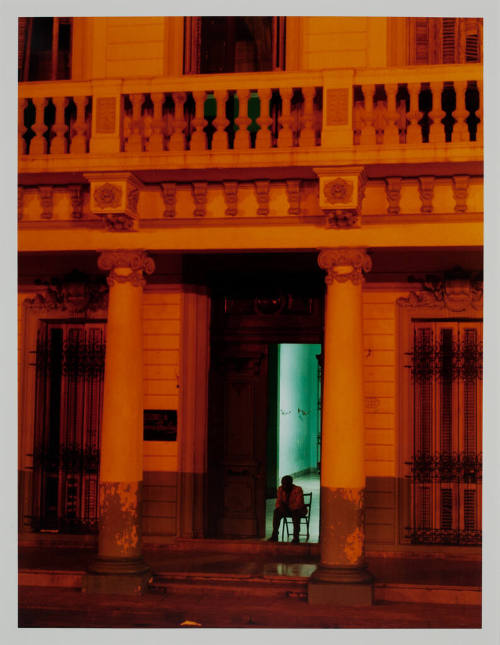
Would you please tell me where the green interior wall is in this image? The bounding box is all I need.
[276,343,321,484]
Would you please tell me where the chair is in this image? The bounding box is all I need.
[281,492,312,542]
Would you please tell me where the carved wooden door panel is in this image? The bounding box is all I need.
[209,343,268,538]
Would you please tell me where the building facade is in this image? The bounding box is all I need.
[18,16,483,602]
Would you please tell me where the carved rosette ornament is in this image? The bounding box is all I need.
[318,248,372,285]
[314,166,367,229]
[84,172,143,231]
[98,250,155,288]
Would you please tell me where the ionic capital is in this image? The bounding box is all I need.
[98,250,155,287]
[318,248,372,285]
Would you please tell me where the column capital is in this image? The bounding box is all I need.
[318,248,372,285]
[98,250,155,287]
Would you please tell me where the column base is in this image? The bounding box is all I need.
[308,564,374,606]
[83,557,152,595]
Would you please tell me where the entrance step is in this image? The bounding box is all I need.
[150,572,308,599]
[171,537,320,556]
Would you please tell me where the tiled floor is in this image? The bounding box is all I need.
[265,471,320,543]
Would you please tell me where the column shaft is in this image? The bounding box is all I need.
[309,248,373,605]
[85,250,154,594]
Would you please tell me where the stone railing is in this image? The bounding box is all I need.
[18,64,482,159]
[351,65,482,146]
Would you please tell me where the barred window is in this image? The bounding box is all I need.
[184,17,286,74]
[406,320,482,546]
[409,17,482,65]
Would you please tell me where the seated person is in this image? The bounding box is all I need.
[268,475,306,544]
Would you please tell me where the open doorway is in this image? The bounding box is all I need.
[266,343,321,542]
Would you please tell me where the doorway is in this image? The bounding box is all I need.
[266,343,321,542]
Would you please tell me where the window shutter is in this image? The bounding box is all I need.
[442,18,457,64]
[463,18,482,62]
[414,18,430,64]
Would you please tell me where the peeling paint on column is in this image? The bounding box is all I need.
[99,481,143,558]
[321,486,366,567]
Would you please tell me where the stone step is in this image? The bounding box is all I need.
[19,567,481,607]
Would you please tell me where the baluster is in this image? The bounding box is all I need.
[255,88,273,149]
[406,83,422,144]
[189,91,207,152]
[451,81,469,143]
[384,84,400,145]
[125,93,145,152]
[234,89,251,150]
[475,80,483,143]
[70,96,88,153]
[360,84,376,145]
[372,100,386,145]
[50,96,68,153]
[169,92,187,151]
[277,87,294,148]
[428,82,446,144]
[30,97,48,154]
[299,86,316,147]
[352,100,363,145]
[147,92,166,152]
[18,99,27,155]
[212,90,229,151]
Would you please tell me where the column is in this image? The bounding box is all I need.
[84,250,155,594]
[308,248,373,606]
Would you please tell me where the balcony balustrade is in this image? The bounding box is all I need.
[18,65,482,167]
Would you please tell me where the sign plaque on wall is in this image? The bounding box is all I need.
[143,410,177,441]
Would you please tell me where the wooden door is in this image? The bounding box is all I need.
[208,342,268,538]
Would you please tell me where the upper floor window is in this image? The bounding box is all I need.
[19,17,72,81]
[409,17,482,65]
[184,17,285,74]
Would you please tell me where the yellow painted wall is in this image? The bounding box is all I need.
[142,287,181,535]
[74,16,389,80]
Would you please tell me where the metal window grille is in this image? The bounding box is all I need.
[31,322,105,533]
[405,322,482,546]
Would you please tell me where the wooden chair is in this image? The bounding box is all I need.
[281,492,312,542]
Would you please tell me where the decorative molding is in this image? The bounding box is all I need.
[255,181,270,216]
[161,182,176,218]
[286,180,301,215]
[39,186,53,219]
[452,175,470,213]
[418,176,435,213]
[98,250,155,288]
[223,181,238,217]
[325,210,359,229]
[325,88,349,126]
[85,172,142,231]
[314,166,367,229]
[18,186,23,221]
[385,177,402,215]
[68,184,83,219]
[397,267,483,312]
[25,270,108,314]
[192,182,208,217]
[95,97,117,134]
[317,248,373,285]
